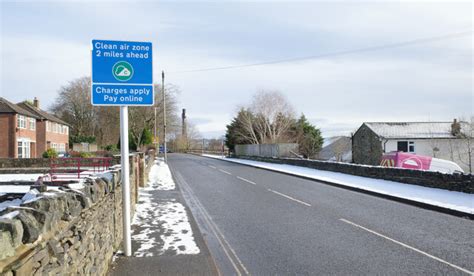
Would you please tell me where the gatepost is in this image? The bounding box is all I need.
[91,39,154,256]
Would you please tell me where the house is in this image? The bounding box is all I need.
[318,136,352,162]
[352,120,472,172]
[0,97,69,158]
[17,98,69,155]
[0,97,40,158]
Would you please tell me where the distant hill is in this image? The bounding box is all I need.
[318,136,352,162]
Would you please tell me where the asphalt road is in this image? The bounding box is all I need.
[168,154,474,275]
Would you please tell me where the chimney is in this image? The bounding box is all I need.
[182,109,187,137]
[33,97,39,108]
[451,118,461,136]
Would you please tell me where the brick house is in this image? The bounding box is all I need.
[0,97,70,158]
[0,97,40,158]
[17,98,69,156]
[352,120,472,172]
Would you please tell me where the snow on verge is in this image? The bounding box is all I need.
[132,159,199,257]
[144,158,175,191]
[202,154,474,214]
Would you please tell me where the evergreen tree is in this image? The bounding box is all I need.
[294,114,324,158]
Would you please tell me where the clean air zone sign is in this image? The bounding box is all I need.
[91,40,153,106]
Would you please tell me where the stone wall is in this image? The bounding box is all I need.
[352,124,383,165]
[0,153,147,275]
[237,156,473,194]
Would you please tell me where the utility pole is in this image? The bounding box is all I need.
[162,70,167,163]
[154,107,157,149]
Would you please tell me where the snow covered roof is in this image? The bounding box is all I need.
[364,122,458,139]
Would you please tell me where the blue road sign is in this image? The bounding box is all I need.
[91,39,153,106]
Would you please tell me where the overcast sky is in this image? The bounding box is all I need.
[1,1,472,138]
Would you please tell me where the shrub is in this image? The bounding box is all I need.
[80,152,93,158]
[43,148,58,158]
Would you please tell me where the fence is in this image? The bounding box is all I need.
[235,143,299,158]
[49,157,112,182]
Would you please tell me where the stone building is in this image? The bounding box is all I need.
[352,120,472,172]
[0,97,69,158]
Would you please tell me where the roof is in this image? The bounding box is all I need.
[17,101,69,125]
[0,97,40,118]
[363,122,460,139]
[319,136,352,161]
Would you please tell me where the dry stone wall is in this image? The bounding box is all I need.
[0,153,150,276]
[237,156,473,194]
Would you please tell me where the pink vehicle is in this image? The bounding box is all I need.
[380,152,464,174]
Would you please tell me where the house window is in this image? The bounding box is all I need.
[65,126,69,135]
[17,139,31,158]
[397,141,415,153]
[46,121,51,132]
[17,115,26,128]
[29,118,36,130]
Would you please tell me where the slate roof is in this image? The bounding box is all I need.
[363,122,459,139]
[17,101,69,126]
[0,97,40,118]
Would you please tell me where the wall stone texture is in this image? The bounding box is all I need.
[0,153,151,275]
[237,156,473,194]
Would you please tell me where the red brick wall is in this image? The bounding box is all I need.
[15,115,38,158]
[45,122,69,151]
[36,120,47,156]
[0,114,12,157]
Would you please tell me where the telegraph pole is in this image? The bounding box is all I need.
[162,71,167,163]
[154,107,157,149]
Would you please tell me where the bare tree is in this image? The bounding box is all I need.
[456,117,474,174]
[129,83,180,150]
[50,77,180,149]
[331,137,348,162]
[232,90,295,144]
[50,77,101,138]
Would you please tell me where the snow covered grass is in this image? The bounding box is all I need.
[132,158,199,257]
[0,173,44,182]
[202,154,474,215]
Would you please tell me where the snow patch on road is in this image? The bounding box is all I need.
[132,158,199,257]
[202,154,474,215]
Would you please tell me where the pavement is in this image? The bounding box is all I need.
[167,153,474,275]
[108,160,219,276]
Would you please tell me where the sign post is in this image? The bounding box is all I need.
[91,39,153,256]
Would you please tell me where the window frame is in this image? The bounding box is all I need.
[397,140,415,153]
[29,118,36,130]
[17,115,26,129]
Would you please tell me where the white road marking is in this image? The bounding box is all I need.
[174,171,249,275]
[268,189,311,207]
[219,169,232,175]
[208,165,217,169]
[237,176,256,185]
[339,218,473,275]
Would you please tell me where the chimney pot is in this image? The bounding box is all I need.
[33,97,39,108]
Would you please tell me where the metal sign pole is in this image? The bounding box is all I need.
[92,40,153,257]
[120,106,132,256]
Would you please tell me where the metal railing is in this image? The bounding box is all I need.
[49,157,112,182]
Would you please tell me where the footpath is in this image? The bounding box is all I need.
[108,158,218,276]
